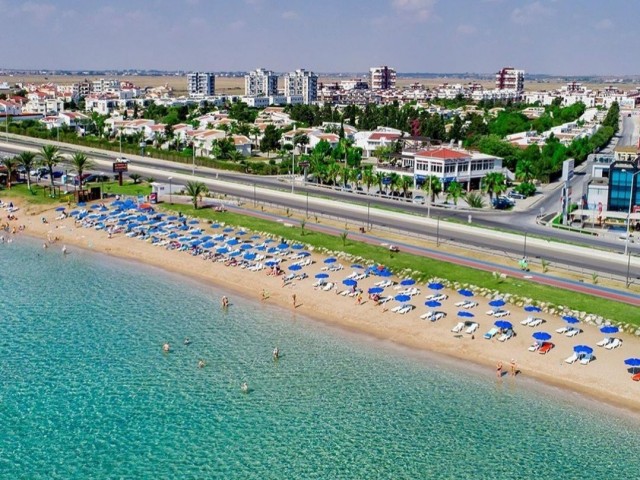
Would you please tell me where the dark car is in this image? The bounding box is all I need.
[52,171,64,179]
[492,198,513,210]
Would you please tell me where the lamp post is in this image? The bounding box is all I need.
[624,170,640,256]
[291,148,297,195]
[523,230,528,259]
[119,128,123,154]
[168,176,173,204]
[192,142,196,176]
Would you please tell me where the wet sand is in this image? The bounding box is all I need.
[5,199,640,414]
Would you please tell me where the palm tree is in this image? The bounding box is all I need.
[445,180,464,206]
[39,145,63,189]
[17,151,37,192]
[400,175,413,198]
[362,166,375,193]
[1,157,18,189]
[422,175,442,203]
[515,159,535,182]
[481,172,507,203]
[129,173,142,184]
[70,152,95,190]
[464,192,486,209]
[326,162,341,187]
[185,180,208,209]
[374,171,385,194]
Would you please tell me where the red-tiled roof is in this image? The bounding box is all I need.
[369,132,400,140]
[415,148,469,159]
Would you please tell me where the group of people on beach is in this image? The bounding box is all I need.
[496,360,518,378]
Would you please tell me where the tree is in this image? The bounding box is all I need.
[464,192,486,209]
[361,166,375,192]
[422,175,442,202]
[185,180,208,209]
[38,145,63,189]
[374,171,386,193]
[260,125,280,154]
[340,230,348,247]
[515,158,535,182]
[17,151,37,192]
[481,171,507,203]
[445,180,464,206]
[2,157,18,189]
[399,175,413,198]
[70,152,95,190]
[129,173,142,184]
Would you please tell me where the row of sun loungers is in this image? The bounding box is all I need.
[425,293,448,302]
[454,301,478,309]
[391,304,415,314]
[520,317,545,327]
[555,326,582,337]
[486,309,510,317]
[597,338,622,349]
[420,311,447,321]
[565,352,593,365]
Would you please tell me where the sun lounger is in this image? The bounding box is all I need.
[378,296,393,305]
[521,317,534,326]
[322,282,334,291]
[528,342,540,352]
[555,326,569,334]
[633,373,640,382]
[451,322,465,333]
[390,305,404,313]
[528,318,544,327]
[580,354,593,365]
[431,311,446,322]
[596,337,611,347]
[420,311,434,320]
[375,280,393,288]
[462,301,478,309]
[398,304,415,315]
[605,338,622,350]
[484,327,499,339]
[565,328,580,338]
[426,294,447,302]
[565,352,579,364]
[465,322,478,334]
[538,342,554,354]
[454,301,467,307]
[493,310,510,318]
[497,330,513,342]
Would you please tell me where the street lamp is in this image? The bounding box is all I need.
[192,142,196,176]
[168,176,173,204]
[624,170,640,256]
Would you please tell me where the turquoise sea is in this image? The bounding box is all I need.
[1,238,640,479]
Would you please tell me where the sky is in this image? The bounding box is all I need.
[0,0,637,75]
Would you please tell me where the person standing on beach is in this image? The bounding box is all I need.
[496,361,503,378]
[292,294,297,307]
[222,296,229,308]
[510,359,517,376]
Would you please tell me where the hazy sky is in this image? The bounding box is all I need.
[0,0,637,75]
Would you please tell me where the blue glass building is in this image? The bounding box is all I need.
[608,160,640,212]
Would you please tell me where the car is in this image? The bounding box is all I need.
[115,157,130,163]
[30,167,49,177]
[508,191,526,200]
[413,195,426,204]
[83,174,110,183]
[492,198,513,210]
[52,171,64,179]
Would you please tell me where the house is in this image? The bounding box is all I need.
[353,127,404,158]
[0,100,23,116]
[231,135,252,156]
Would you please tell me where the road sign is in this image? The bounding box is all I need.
[112,162,128,173]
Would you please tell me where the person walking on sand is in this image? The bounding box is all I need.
[510,359,517,377]
[261,289,269,301]
[496,361,503,378]
[292,294,297,307]
[356,292,363,305]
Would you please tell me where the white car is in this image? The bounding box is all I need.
[115,157,130,163]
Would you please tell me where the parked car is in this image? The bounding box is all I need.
[83,174,110,183]
[508,191,526,200]
[492,198,513,210]
[413,195,426,204]
[52,171,64,179]
[30,167,49,177]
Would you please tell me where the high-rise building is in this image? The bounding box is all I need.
[283,69,318,104]
[495,67,525,92]
[244,68,278,97]
[187,72,215,97]
[608,159,640,212]
[370,66,396,90]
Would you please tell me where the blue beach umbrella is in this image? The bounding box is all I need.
[226,239,240,246]
[494,320,512,330]
[211,223,220,228]
[265,260,278,267]
[255,245,266,251]
[427,282,444,290]
[168,233,179,239]
[223,227,234,233]
[489,299,506,308]
[368,287,384,294]
[267,247,278,254]
[343,279,357,286]
[524,305,541,312]
[190,240,203,246]
[315,273,329,279]
[277,243,289,250]
[229,250,241,257]
[400,278,416,286]
[624,358,640,367]
[240,243,253,250]
[202,241,215,249]
[237,231,246,236]
[532,331,552,342]
[377,269,393,277]
[288,264,302,271]
[292,244,304,250]
[425,300,442,308]
[200,235,212,241]
[55,206,66,212]
[251,235,262,240]
[351,264,364,269]
[457,311,474,318]
[573,345,593,355]
[600,325,619,334]
[167,216,178,221]
[458,289,474,297]
[244,252,257,260]
[395,294,411,303]
[264,239,274,244]
[562,315,580,324]
[77,202,86,207]
[217,247,229,254]
[298,251,311,257]
[324,257,337,264]
[189,220,199,225]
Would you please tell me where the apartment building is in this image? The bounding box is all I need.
[187,72,216,97]
[283,69,318,104]
[245,68,278,97]
[92,78,120,94]
[495,67,525,92]
[370,66,396,90]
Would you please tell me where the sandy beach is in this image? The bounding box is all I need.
[4,198,640,413]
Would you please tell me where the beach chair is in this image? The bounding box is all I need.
[378,296,393,305]
[498,330,513,342]
[431,312,446,322]
[454,301,467,308]
[580,354,593,365]
[564,352,579,364]
[486,309,498,316]
[521,316,534,326]
[528,342,540,352]
[420,311,434,320]
[565,328,580,338]
[528,318,544,328]
[322,282,334,291]
[494,310,510,318]
[484,327,499,339]
[555,326,569,334]
[462,301,478,309]
[538,342,554,354]
[465,323,479,334]
[605,338,622,350]
[398,304,415,315]
[390,305,404,313]
[451,322,465,333]
[339,290,350,296]
[596,337,611,347]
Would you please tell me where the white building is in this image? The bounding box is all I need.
[187,72,215,97]
[495,67,524,92]
[283,69,318,104]
[92,78,120,94]
[370,66,396,90]
[353,127,404,158]
[0,100,22,116]
[245,68,278,97]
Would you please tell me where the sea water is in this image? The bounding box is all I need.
[1,239,640,479]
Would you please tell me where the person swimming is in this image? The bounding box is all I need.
[184,337,191,346]
[273,347,280,360]
[61,245,68,255]
[162,342,171,352]
[241,382,249,394]
[221,296,229,308]
[198,360,206,369]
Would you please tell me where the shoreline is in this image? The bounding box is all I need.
[5,198,640,415]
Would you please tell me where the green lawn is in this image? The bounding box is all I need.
[164,204,639,327]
